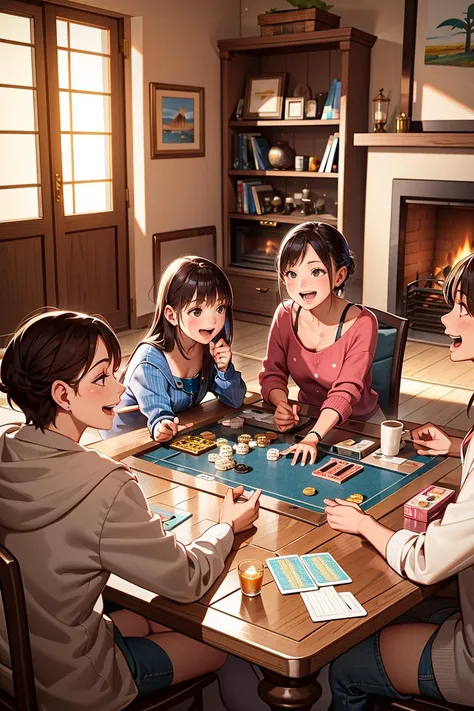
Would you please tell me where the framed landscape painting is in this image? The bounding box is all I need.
[402,0,474,131]
[150,83,205,158]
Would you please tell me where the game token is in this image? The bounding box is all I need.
[219,444,234,457]
[257,439,268,448]
[208,452,218,462]
[229,416,245,429]
[200,431,216,441]
[265,431,278,441]
[248,440,258,449]
[221,418,232,427]
[303,487,316,496]
[234,463,251,474]
[346,493,364,504]
[255,433,268,441]
[216,438,228,447]
[215,455,234,471]
[234,442,250,455]
[237,434,251,443]
[266,448,280,461]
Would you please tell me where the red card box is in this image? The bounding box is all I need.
[403,485,455,523]
[403,514,443,533]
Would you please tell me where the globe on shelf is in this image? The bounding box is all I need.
[268,141,295,170]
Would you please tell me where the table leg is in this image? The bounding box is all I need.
[257,668,321,711]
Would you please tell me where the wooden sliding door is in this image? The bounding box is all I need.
[0,0,129,346]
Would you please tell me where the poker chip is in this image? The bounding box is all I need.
[255,433,268,441]
[248,440,258,449]
[266,448,280,461]
[257,438,268,448]
[265,431,278,441]
[237,434,251,443]
[302,487,316,496]
[215,455,234,471]
[346,493,364,504]
[219,444,234,457]
[200,431,216,441]
[234,442,250,455]
[234,463,251,474]
[208,452,218,462]
[229,416,245,429]
[216,438,228,447]
[221,418,232,427]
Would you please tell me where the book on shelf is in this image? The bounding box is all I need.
[325,133,339,173]
[251,184,275,215]
[235,132,262,169]
[319,134,335,172]
[250,136,272,171]
[321,79,337,120]
[332,81,341,120]
[237,179,263,213]
[331,141,339,173]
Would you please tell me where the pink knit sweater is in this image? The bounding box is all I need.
[259,301,379,423]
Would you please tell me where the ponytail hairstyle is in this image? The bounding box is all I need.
[142,256,234,359]
[0,310,121,430]
[277,221,356,298]
[443,252,474,417]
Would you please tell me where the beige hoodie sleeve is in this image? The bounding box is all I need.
[99,477,234,603]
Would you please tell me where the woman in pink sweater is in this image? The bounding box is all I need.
[259,222,381,465]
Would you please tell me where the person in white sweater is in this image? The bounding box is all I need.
[324,252,474,710]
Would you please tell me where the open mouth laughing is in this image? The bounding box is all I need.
[447,334,462,351]
[199,328,214,339]
[102,402,120,416]
[300,291,317,303]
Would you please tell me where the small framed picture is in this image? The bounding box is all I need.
[285,97,305,120]
[150,82,204,159]
[305,99,317,119]
[243,73,286,120]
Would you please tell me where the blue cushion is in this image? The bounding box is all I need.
[371,327,397,414]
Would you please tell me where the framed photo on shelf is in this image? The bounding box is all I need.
[285,97,305,120]
[150,82,205,158]
[305,99,317,118]
[402,0,474,131]
[243,73,286,120]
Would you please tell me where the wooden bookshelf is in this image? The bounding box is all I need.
[218,28,377,322]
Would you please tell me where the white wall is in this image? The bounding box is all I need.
[74,0,240,319]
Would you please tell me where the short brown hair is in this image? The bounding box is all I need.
[0,310,121,430]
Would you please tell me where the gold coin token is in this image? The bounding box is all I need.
[346,493,364,504]
[302,487,316,496]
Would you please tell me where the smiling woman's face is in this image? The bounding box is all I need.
[282,244,345,310]
[441,289,474,362]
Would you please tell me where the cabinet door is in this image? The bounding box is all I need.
[44,5,129,330]
[0,0,56,344]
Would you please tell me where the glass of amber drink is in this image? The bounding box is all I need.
[238,560,264,597]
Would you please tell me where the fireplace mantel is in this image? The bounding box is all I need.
[354,133,474,148]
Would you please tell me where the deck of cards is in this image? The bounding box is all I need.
[266,553,366,622]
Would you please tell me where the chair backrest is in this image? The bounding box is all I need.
[366,307,409,420]
[0,544,37,711]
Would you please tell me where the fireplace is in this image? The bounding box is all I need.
[389,180,474,343]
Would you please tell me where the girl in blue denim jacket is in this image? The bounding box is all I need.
[108,256,246,441]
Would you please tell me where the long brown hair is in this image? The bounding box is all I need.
[142,256,234,359]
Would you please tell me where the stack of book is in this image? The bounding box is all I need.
[234,134,272,170]
[318,133,339,173]
[321,79,341,120]
[236,181,275,214]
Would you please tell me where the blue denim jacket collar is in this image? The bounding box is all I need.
[134,342,211,398]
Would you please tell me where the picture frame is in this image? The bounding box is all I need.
[285,97,305,120]
[305,99,317,119]
[243,73,286,120]
[402,0,474,131]
[150,83,205,158]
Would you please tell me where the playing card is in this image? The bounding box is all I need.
[301,552,352,586]
[266,555,319,594]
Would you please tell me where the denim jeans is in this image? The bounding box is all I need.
[330,598,460,711]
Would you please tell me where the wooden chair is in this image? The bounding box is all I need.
[366,307,409,420]
[374,696,473,711]
[0,543,215,711]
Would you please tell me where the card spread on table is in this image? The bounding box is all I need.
[302,586,367,622]
[266,555,319,594]
[301,553,351,586]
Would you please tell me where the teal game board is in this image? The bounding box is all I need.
[132,421,444,521]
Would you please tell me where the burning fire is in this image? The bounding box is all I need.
[435,234,472,278]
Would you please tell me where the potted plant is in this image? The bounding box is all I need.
[258,1,340,36]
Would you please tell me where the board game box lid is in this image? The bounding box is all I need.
[403,485,455,522]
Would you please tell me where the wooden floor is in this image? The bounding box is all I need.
[2,320,473,435]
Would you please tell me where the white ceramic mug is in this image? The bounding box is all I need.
[380,420,407,457]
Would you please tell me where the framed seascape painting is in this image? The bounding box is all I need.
[150,83,205,158]
[402,0,474,131]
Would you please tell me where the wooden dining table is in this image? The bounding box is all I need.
[92,393,461,711]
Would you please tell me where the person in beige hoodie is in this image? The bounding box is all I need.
[323,253,474,710]
[0,309,261,711]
